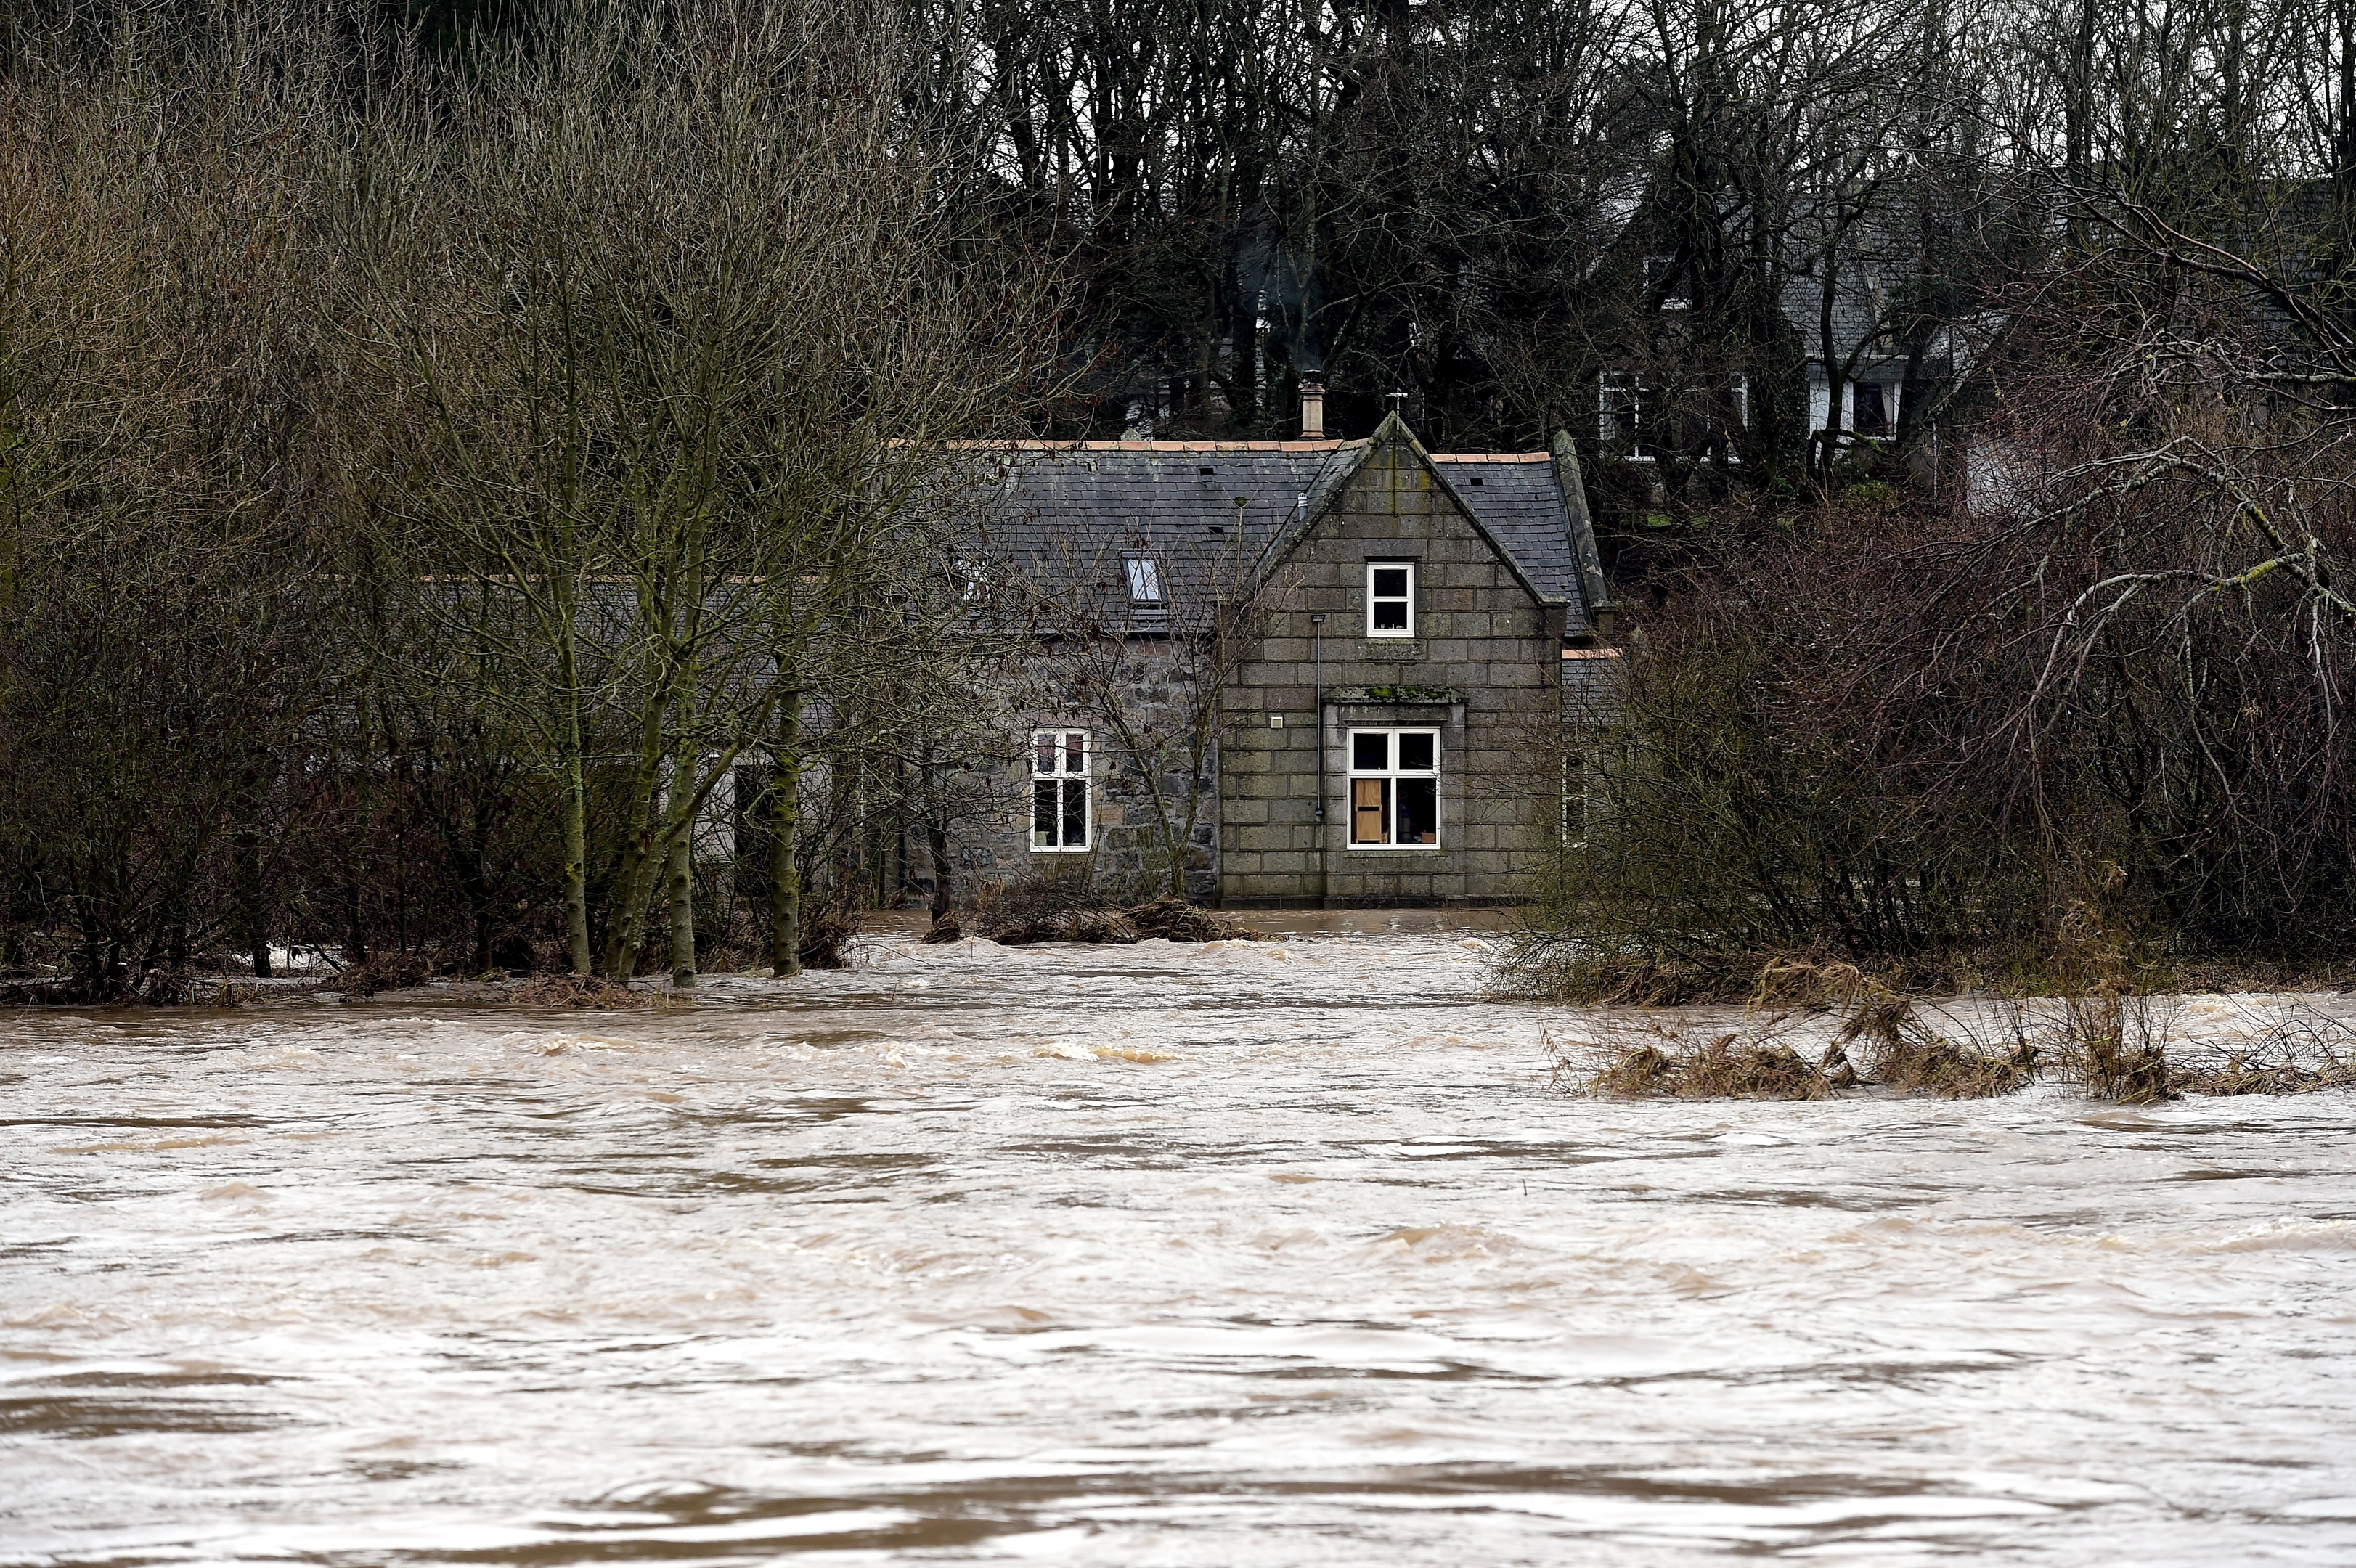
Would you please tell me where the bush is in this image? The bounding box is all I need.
[969,875,1243,946]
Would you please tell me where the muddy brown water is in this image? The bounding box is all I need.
[4,925,2355,1565]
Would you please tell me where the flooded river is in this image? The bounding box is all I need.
[5,924,2355,1565]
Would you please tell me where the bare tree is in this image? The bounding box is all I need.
[359,0,1055,979]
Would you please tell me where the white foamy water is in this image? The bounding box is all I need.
[4,926,2355,1566]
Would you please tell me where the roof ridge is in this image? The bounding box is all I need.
[950,438,1549,459]
[956,438,1366,454]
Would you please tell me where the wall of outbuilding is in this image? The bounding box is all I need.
[928,640,1221,905]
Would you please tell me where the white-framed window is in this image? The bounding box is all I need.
[1600,370,1651,458]
[1348,727,1440,848]
[1031,730,1091,851]
[1366,560,1415,638]
[1561,751,1587,846]
[1122,555,1165,606]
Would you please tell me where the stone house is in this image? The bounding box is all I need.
[944,399,1617,907]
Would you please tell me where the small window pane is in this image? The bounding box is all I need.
[1033,780,1058,844]
[1123,558,1164,603]
[1397,732,1435,772]
[1064,733,1085,774]
[1371,600,1409,631]
[1352,732,1389,771]
[1395,777,1438,844]
[1060,778,1086,845]
[1035,735,1056,772]
[1371,567,1409,598]
[1352,777,1388,844]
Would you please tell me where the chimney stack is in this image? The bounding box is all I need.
[1298,376,1325,440]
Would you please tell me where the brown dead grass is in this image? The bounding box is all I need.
[1674,1035,1832,1099]
[1763,958,2034,1099]
[2168,1000,2356,1096]
[1570,960,2040,1101]
[1560,944,2356,1103]
[1573,1017,1833,1101]
[1872,1032,2037,1098]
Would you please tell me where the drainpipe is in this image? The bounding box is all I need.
[1311,611,1327,905]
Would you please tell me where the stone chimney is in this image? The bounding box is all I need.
[1298,377,1325,440]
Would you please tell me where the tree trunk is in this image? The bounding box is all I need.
[598,695,674,980]
[558,637,593,975]
[926,814,953,923]
[769,689,802,979]
[667,749,696,989]
[234,820,271,979]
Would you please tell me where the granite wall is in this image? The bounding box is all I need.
[1215,437,1566,905]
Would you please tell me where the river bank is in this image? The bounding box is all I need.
[4,928,2354,1564]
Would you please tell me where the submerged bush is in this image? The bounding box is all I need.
[971,874,1242,946]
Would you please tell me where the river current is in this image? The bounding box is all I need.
[4,922,2355,1565]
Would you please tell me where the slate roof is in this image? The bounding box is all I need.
[1425,452,1582,611]
[965,436,1591,634]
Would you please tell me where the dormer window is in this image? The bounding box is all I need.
[1122,556,1165,606]
[1367,560,1414,638]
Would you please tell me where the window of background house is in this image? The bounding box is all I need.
[1600,371,1651,458]
[1122,556,1164,606]
[1348,727,1440,848]
[1562,752,1587,846]
[1643,254,1689,309]
[1032,730,1090,851]
[1367,561,1414,638]
[1854,383,1890,438]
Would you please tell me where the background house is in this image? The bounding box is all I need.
[932,407,1616,907]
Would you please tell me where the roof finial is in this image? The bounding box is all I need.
[1386,391,1409,418]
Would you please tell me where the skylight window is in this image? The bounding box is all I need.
[1123,556,1165,605]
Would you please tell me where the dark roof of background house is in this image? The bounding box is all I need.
[1780,260,1962,379]
[966,437,1589,632]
